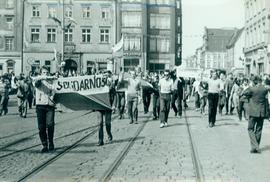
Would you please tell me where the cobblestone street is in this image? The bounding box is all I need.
[1,98,270,182]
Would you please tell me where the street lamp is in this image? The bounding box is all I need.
[21,0,26,74]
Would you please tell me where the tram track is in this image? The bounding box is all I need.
[0,110,93,141]
[98,113,152,182]
[0,111,93,150]
[15,114,118,182]
[183,108,204,182]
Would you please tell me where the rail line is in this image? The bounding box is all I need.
[0,110,93,141]
[98,113,152,182]
[183,108,204,182]
[15,115,118,182]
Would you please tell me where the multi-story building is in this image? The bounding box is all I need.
[21,0,182,74]
[226,28,245,75]
[23,0,116,75]
[244,0,270,75]
[0,0,22,75]
[120,0,182,72]
[201,27,236,72]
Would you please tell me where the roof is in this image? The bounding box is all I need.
[205,28,237,52]
[226,28,244,49]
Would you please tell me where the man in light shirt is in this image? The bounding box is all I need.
[159,70,173,128]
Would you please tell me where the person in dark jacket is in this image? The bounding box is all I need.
[243,76,270,153]
[151,74,160,120]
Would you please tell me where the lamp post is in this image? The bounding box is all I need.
[21,0,26,74]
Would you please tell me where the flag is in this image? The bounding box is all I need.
[53,48,57,61]
[50,17,62,26]
[112,36,123,53]
[53,75,111,111]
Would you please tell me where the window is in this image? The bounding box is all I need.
[82,28,91,43]
[6,60,14,73]
[47,28,56,43]
[5,37,13,51]
[65,6,72,17]
[65,29,73,42]
[32,5,40,17]
[6,17,13,29]
[48,5,57,18]
[150,14,170,29]
[124,37,141,51]
[122,12,141,27]
[82,6,91,18]
[177,17,181,27]
[6,0,14,9]
[177,33,181,44]
[101,8,109,19]
[149,37,170,52]
[45,60,51,73]
[31,28,40,43]
[150,0,170,5]
[100,28,110,43]
[176,1,180,8]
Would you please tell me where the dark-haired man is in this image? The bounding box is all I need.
[34,66,56,153]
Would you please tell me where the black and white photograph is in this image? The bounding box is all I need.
[0,0,270,181]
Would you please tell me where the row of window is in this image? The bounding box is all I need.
[30,28,110,43]
[245,21,266,48]
[245,0,266,20]
[150,37,170,52]
[150,14,171,29]
[32,5,110,19]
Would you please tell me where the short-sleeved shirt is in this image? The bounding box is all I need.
[159,78,173,94]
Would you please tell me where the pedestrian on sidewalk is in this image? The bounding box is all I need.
[33,66,57,153]
[243,76,270,153]
[159,70,173,128]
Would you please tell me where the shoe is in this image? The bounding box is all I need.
[119,115,122,119]
[108,137,113,143]
[41,147,48,153]
[164,122,168,127]
[209,123,213,128]
[134,121,138,124]
[48,144,55,152]
[160,123,164,128]
[129,121,134,124]
[250,149,260,154]
[152,116,158,120]
[175,113,177,116]
[97,142,104,146]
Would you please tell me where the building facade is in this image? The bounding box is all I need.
[244,0,270,76]
[201,27,236,72]
[0,0,22,76]
[226,28,245,75]
[23,0,116,75]
[119,0,182,72]
[21,0,182,74]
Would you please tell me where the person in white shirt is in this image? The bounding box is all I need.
[159,70,173,128]
[206,70,220,127]
[192,77,201,111]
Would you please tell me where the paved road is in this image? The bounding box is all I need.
[0,98,269,182]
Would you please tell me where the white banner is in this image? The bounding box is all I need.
[53,75,109,95]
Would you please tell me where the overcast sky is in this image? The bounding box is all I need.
[182,0,245,58]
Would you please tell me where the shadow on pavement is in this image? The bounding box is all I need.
[260,145,270,152]
[214,122,240,127]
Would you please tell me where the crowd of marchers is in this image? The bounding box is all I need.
[1,67,270,154]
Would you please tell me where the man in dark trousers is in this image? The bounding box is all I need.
[243,76,270,153]
[97,71,113,146]
[34,66,56,153]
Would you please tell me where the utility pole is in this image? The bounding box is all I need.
[21,0,26,73]
[61,0,65,73]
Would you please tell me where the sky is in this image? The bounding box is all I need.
[182,0,245,58]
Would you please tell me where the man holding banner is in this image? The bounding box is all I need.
[34,66,56,153]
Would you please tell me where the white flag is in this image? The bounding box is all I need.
[112,36,123,53]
